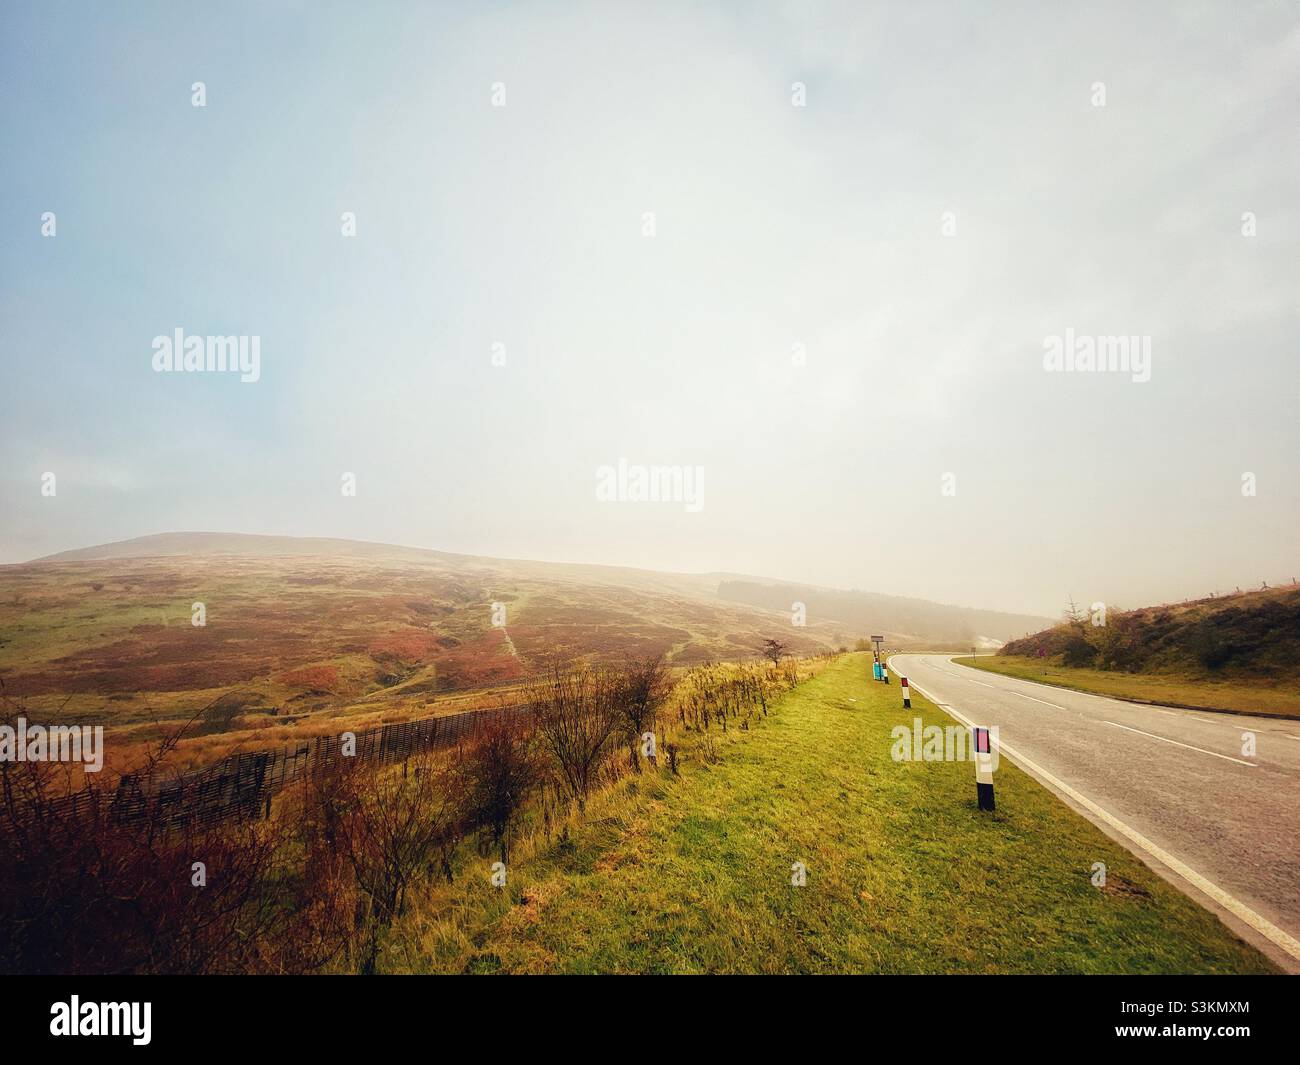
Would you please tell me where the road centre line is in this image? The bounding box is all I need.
[1006,691,1067,709]
[893,666,1300,965]
[1101,720,1256,767]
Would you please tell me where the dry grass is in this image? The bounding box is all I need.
[378,655,1274,974]
[958,655,1300,718]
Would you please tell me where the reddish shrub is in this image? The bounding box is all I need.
[367,630,443,662]
[277,665,340,689]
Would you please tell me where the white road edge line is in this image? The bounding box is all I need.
[894,664,1300,965]
[1101,720,1257,767]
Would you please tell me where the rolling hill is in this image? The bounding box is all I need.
[0,532,1050,773]
[999,584,1300,679]
[965,584,1300,716]
[717,579,1051,646]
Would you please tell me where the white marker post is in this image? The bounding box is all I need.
[973,726,995,811]
[901,676,910,709]
[882,664,889,684]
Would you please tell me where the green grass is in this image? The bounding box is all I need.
[955,655,1300,719]
[383,654,1276,973]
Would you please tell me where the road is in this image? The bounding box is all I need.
[889,653,1300,971]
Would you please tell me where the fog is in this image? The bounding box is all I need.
[2,1,1296,616]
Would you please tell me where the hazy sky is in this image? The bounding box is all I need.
[1,1,1297,616]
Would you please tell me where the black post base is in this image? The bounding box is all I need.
[977,782,995,811]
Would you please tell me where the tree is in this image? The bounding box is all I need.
[760,638,788,667]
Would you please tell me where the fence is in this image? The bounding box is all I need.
[36,702,528,830]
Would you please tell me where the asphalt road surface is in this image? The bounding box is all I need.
[889,653,1300,971]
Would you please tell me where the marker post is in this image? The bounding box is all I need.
[901,676,910,709]
[973,726,995,811]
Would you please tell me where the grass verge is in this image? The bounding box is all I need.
[383,654,1276,973]
[955,655,1300,719]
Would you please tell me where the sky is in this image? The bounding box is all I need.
[1,1,1297,617]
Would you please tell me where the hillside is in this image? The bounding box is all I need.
[717,579,1051,646]
[1000,585,1300,679]
[963,585,1300,716]
[0,532,1080,774]
[1,533,849,772]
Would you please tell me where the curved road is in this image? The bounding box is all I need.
[890,653,1300,972]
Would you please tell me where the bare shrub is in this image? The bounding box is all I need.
[531,666,623,812]
[613,657,671,771]
[461,716,543,864]
[318,751,463,974]
[0,751,288,974]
